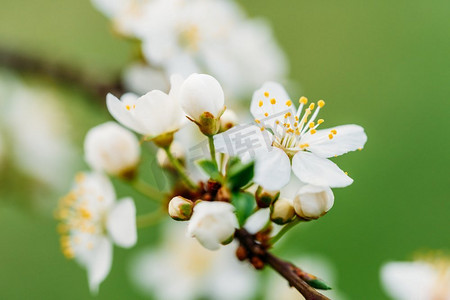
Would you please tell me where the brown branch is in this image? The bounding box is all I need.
[0,47,125,100]
[235,228,330,300]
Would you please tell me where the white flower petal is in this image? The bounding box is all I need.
[214,124,273,163]
[106,93,145,135]
[106,197,137,248]
[179,73,225,120]
[86,236,113,294]
[134,90,184,137]
[254,147,291,191]
[301,124,367,158]
[292,151,353,188]
[250,82,293,127]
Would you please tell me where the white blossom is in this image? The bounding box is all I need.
[381,259,450,300]
[56,172,137,293]
[106,75,185,140]
[84,122,140,177]
[293,185,334,220]
[122,63,169,95]
[215,82,367,191]
[188,201,238,250]
[179,73,225,122]
[129,222,257,300]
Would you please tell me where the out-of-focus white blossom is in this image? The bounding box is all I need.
[381,258,450,300]
[188,201,238,250]
[84,122,140,177]
[130,222,257,300]
[106,75,185,143]
[156,141,186,169]
[293,185,334,220]
[122,63,169,95]
[215,82,367,191]
[56,172,137,293]
[0,77,76,190]
[91,0,288,100]
[220,108,238,132]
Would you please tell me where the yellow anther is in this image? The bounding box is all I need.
[295,116,299,121]
[126,105,131,110]
[317,119,324,124]
[294,122,298,127]
[259,100,263,107]
[309,122,315,128]
[299,96,308,104]
[57,223,69,234]
[79,207,91,219]
[255,119,261,124]
[260,127,265,131]
[344,172,348,175]
[331,129,337,135]
[286,100,292,107]
[264,112,269,117]
[334,155,337,157]
[270,98,276,105]
[295,129,300,135]
[287,112,292,117]
[328,134,334,140]
[358,147,362,151]
[309,103,315,110]
[132,105,136,109]
[310,129,317,134]
[287,129,294,134]
[275,120,280,125]
[62,248,74,259]
[75,173,85,184]
[318,100,325,108]
[286,123,290,128]
[264,92,269,98]
[299,143,310,148]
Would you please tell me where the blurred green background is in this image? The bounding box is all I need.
[0,0,449,299]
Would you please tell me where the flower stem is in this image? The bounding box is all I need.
[208,135,218,168]
[137,209,165,228]
[128,178,165,202]
[270,218,301,245]
[164,147,198,190]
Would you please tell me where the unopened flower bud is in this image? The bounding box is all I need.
[219,109,238,132]
[179,73,225,136]
[84,122,140,179]
[270,198,295,225]
[255,186,280,208]
[168,196,193,221]
[187,201,238,250]
[156,142,185,169]
[293,185,334,220]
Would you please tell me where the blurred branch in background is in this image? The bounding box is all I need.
[0,47,124,100]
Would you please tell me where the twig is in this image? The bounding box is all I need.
[0,47,125,100]
[235,228,330,300]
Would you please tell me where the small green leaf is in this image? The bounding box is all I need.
[197,159,221,181]
[227,161,255,191]
[306,279,332,290]
[231,192,256,226]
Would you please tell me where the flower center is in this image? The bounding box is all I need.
[179,25,200,52]
[255,92,337,158]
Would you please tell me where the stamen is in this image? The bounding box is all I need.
[270,98,276,105]
[309,122,315,128]
[126,105,131,110]
[328,134,334,140]
[286,100,292,107]
[255,119,261,124]
[317,119,324,124]
[331,129,337,135]
[310,129,317,134]
[264,113,269,117]
[264,92,269,98]
[318,100,325,108]
[299,96,308,105]
[309,103,315,110]
[259,100,263,107]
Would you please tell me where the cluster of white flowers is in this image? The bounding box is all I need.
[91,0,288,100]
